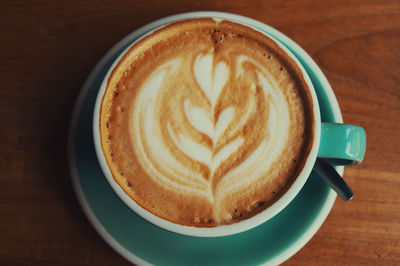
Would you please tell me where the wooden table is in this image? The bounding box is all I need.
[1,1,399,265]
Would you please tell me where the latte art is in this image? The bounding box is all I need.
[133,53,290,212]
[100,18,314,226]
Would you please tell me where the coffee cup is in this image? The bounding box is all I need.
[93,13,365,237]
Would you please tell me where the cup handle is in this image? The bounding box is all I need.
[318,122,366,165]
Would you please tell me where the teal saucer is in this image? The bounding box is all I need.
[68,12,344,265]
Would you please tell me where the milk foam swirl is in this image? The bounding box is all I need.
[130,52,290,211]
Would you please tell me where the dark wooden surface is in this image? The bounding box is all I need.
[1,0,399,265]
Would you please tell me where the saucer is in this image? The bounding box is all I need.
[68,12,344,265]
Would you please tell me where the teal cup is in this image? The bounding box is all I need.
[92,13,366,237]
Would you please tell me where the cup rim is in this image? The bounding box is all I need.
[93,13,321,237]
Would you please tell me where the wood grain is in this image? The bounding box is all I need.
[0,0,399,265]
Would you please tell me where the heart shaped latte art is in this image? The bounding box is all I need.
[131,52,290,213]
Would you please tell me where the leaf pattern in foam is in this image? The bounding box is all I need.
[134,52,286,198]
[180,103,238,173]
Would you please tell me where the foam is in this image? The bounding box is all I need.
[99,18,314,227]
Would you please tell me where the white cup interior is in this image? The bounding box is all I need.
[93,13,321,237]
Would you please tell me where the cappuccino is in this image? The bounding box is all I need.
[99,18,314,227]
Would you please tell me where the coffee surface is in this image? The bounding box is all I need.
[99,18,314,227]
